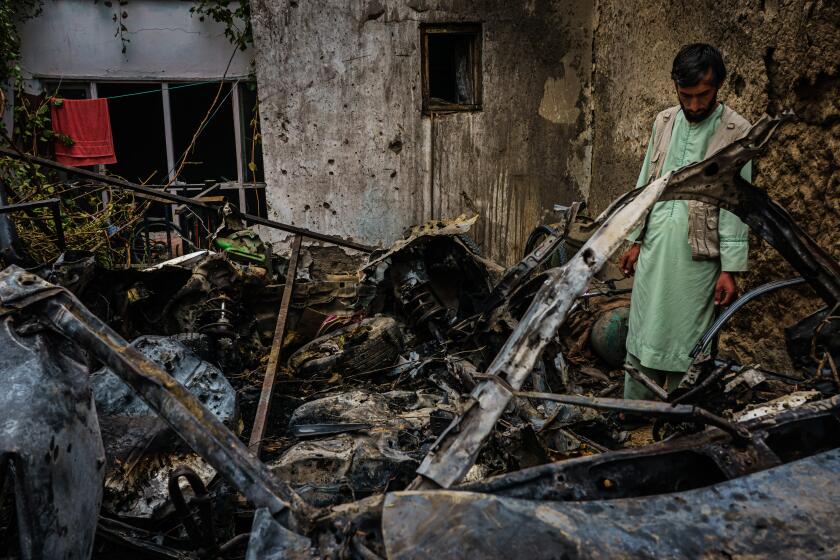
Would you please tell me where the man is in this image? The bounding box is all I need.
[619,43,752,400]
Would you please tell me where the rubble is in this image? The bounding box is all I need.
[1,113,839,558]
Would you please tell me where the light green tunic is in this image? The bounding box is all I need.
[625,104,751,373]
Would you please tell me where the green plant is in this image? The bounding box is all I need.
[2,91,141,267]
[13,95,73,155]
[0,0,42,82]
[190,0,253,51]
[0,1,258,266]
[93,0,131,53]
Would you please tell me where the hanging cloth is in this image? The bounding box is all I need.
[50,98,117,166]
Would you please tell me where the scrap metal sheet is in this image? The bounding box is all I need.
[384,448,840,559]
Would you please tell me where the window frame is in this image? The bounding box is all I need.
[420,23,483,114]
[37,78,265,216]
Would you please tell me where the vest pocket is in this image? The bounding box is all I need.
[688,201,720,260]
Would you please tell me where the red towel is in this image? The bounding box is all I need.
[50,98,117,166]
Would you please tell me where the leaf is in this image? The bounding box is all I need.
[247,161,256,172]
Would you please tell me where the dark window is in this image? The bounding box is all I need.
[96,83,169,184]
[44,82,89,100]
[35,80,267,221]
[170,82,237,184]
[421,23,482,113]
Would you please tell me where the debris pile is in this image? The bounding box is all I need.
[1,112,840,558]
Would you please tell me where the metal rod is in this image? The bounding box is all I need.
[670,361,732,405]
[174,182,219,214]
[142,214,151,264]
[689,277,807,358]
[514,391,750,442]
[623,364,668,401]
[249,234,303,457]
[0,197,65,252]
[50,201,66,251]
[164,204,173,259]
[0,147,376,252]
[0,197,62,213]
[231,83,247,211]
[161,83,176,183]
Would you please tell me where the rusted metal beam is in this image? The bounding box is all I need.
[623,364,669,401]
[0,266,312,532]
[0,146,375,253]
[514,391,749,441]
[249,234,303,457]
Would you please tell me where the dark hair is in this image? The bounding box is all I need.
[671,43,727,87]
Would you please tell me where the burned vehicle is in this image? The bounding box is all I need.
[0,111,839,559]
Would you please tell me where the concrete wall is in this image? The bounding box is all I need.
[590,0,840,369]
[251,0,593,264]
[18,0,253,81]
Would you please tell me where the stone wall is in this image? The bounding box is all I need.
[590,0,840,368]
[250,0,593,265]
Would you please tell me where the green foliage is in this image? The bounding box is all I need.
[12,93,73,156]
[2,91,140,267]
[0,0,43,81]
[190,0,253,51]
[3,153,139,267]
[0,1,256,266]
[0,0,140,267]
[93,0,131,53]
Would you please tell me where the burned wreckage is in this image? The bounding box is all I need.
[1,111,839,559]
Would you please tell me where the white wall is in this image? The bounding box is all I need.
[18,0,253,81]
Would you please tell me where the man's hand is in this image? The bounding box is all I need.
[714,271,738,306]
[620,243,642,277]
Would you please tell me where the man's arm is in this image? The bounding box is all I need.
[715,161,752,304]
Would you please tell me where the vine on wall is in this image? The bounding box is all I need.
[93,0,132,54]
[0,0,42,82]
[91,0,254,55]
[191,0,253,51]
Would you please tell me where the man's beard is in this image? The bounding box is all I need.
[681,93,718,123]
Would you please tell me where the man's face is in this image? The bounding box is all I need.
[676,69,719,122]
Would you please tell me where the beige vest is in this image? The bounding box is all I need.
[644,104,751,260]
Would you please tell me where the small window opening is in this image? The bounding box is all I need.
[421,24,482,113]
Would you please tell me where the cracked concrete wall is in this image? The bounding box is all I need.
[590,0,839,369]
[18,0,253,80]
[251,0,593,264]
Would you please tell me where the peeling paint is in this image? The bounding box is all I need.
[538,60,582,125]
